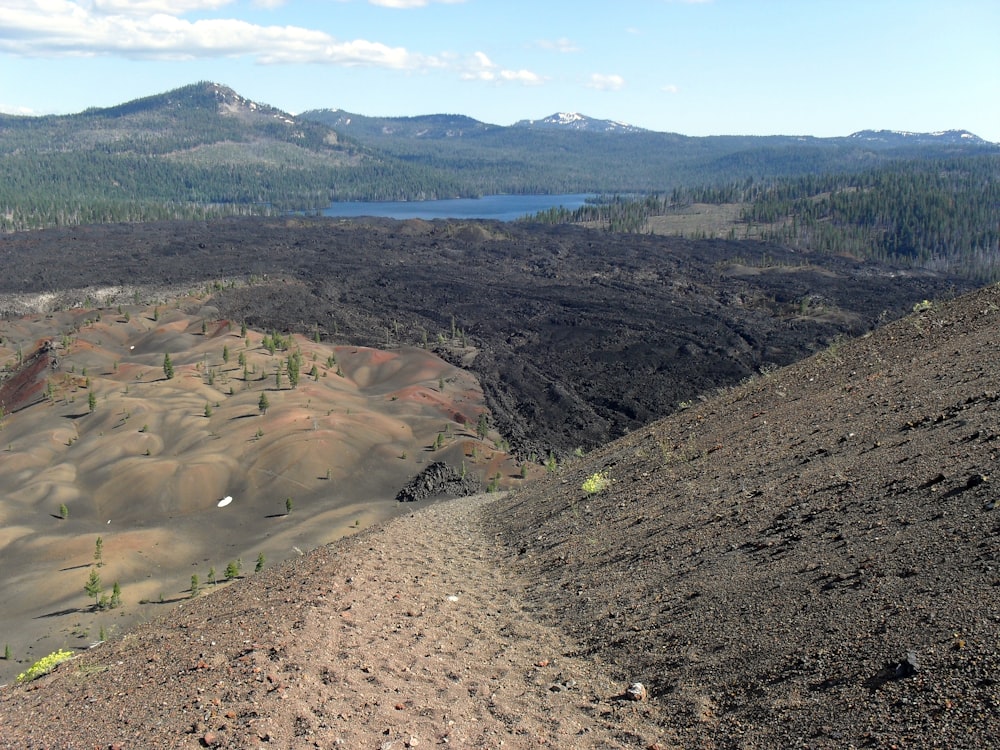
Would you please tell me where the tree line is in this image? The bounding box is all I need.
[530,155,1000,281]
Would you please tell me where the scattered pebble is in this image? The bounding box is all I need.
[626,682,647,701]
[894,651,920,679]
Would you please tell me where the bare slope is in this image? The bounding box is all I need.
[0,496,668,748]
[486,283,1000,748]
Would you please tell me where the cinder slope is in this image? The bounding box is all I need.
[486,284,1000,748]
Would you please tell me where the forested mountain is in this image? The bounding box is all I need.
[301,110,500,139]
[0,81,996,232]
[0,82,464,230]
[848,129,990,146]
[302,105,998,200]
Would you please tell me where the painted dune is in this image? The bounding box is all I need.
[0,294,514,682]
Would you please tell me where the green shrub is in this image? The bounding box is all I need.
[581,471,611,495]
[17,649,74,684]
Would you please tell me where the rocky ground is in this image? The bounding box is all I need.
[486,282,1000,748]
[0,216,972,458]
[1,265,997,747]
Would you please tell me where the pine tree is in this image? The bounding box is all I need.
[286,354,300,388]
[162,352,174,380]
[255,553,265,573]
[84,568,102,608]
[258,392,269,415]
[94,536,103,567]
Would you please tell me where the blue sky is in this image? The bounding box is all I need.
[1,0,998,140]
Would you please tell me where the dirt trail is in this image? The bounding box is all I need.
[0,494,663,748]
[232,493,664,748]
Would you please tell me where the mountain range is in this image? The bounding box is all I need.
[309,107,990,142]
[848,128,990,145]
[1,81,996,233]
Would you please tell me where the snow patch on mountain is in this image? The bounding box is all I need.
[513,112,646,133]
[848,129,991,145]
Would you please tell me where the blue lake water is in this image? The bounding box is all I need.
[318,193,593,222]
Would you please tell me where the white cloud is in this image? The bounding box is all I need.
[93,0,236,14]
[536,37,579,54]
[587,73,625,91]
[0,0,432,68]
[0,0,533,85]
[500,68,542,84]
[662,83,680,94]
[461,50,542,85]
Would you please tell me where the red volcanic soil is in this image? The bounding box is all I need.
[0,339,57,414]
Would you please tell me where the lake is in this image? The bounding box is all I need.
[318,193,593,222]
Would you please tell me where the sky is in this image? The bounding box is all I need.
[1,0,998,141]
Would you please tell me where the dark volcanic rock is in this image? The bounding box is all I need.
[484,283,1000,749]
[395,461,482,503]
[0,216,973,457]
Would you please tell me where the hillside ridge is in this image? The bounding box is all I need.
[486,282,1000,747]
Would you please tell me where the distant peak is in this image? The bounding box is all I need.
[848,128,990,145]
[513,112,646,133]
